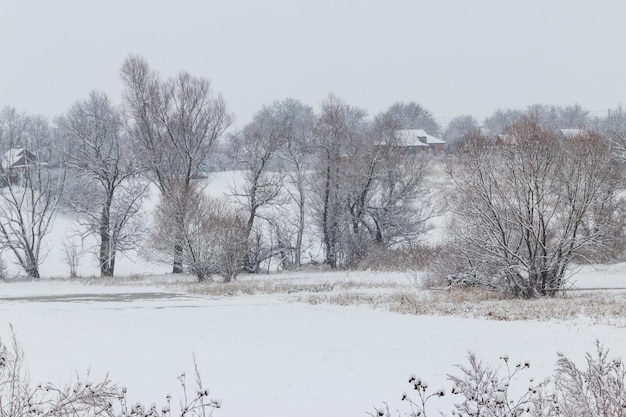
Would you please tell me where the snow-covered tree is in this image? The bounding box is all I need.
[442,114,479,151]
[308,96,439,268]
[0,150,64,278]
[312,94,369,268]
[365,116,437,249]
[59,91,148,277]
[598,105,626,160]
[525,103,590,131]
[0,107,29,150]
[274,99,317,268]
[0,108,56,166]
[120,55,233,273]
[442,118,624,297]
[229,99,319,271]
[484,105,591,136]
[482,108,523,135]
[227,101,295,272]
[379,101,441,135]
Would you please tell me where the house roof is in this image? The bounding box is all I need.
[2,148,38,170]
[396,129,445,146]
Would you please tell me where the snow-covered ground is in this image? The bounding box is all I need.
[2,269,626,417]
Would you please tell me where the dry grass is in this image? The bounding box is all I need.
[180,279,402,297]
[299,287,626,326]
[63,270,626,327]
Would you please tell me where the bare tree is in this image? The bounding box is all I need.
[526,103,590,131]
[309,96,439,268]
[312,94,369,268]
[0,153,64,278]
[333,110,438,266]
[62,236,85,278]
[482,108,523,135]
[59,91,148,277]
[441,118,624,297]
[366,116,438,248]
[381,102,441,135]
[274,99,317,268]
[0,108,56,167]
[0,107,28,150]
[229,100,311,271]
[442,114,479,151]
[600,105,626,160]
[121,55,233,273]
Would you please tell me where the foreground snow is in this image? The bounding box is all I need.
[2,269,626,416]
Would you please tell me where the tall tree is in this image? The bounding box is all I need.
[120,55,233,273]
[365,114,437,249]
[59,91,148,277]
[443,114,479,151]
[482,108,523,135]
[0,107,28,150]
[380,102,441,135]
[228,100,296,271]
[313,94,368,268]
[525,103,590,131]
[0,108,55,165]
[274,99,317,268]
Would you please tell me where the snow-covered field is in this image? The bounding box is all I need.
[2,268,626,416]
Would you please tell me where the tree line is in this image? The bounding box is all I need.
[1,55,625,295]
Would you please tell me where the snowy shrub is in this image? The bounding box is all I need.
[552,342,626,416]
[0,330,221,417]
[62,237,85,278]
[389,341,626,417]
[149,188,247,282]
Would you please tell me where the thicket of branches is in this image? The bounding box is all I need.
[148,186,247,282]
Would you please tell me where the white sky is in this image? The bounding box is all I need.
[1,1,625,127]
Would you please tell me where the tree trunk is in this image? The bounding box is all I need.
[101,254,115,277]
[295,194,304,268]
[172,243,184,273]
[99,203,115,277]
[26,265,40,279]
[322,156,337,268]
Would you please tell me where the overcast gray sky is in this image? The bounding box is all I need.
[1,1,625,127]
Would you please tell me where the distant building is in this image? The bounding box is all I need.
[394,129,446,155]
[1,148,40,186]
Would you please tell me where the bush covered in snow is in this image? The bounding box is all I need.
[383,341,626,417]
[0,331,221,417]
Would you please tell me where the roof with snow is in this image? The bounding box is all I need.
[396,129,445,146]
[2,148,38,170]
